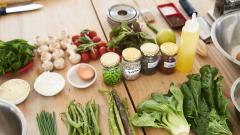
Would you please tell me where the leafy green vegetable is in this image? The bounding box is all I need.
[107,21,155,51]
[0,39,35,76]
[132,83,190,135]
[181,65,232,135]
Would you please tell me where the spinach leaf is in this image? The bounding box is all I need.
[0,39,34,76]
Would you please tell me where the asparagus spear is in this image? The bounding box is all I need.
[100,90,121,135]
[112,90,133,135]
[113,99,126,135]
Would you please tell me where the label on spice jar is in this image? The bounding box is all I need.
[148,60,159,68]
[164,62,176,68]
[124,68,141,76]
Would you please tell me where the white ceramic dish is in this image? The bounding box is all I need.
[0,79,30,105]
[34,72,65,96]
[67,63,97,88]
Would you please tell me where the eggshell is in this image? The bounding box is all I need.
[77,66,95,81]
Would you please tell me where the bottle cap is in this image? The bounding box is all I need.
[160,42,178,56]
[184,13,199,33]
[122,48,141,62]
[140,43,159,56]
[100,52,120,67]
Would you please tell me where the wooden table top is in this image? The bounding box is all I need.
[0,0,239,135]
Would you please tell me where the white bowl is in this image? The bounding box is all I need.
[67,63,97,88]
[34,72,65,96]
[0,79,30,105]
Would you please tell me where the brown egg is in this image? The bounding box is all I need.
[236,52,240,61]
[77,66,95,81]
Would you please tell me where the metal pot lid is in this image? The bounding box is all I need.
[108,4,139,22]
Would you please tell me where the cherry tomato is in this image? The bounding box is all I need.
[97,41,107,48]
[73,41,80,46]
[81,52,90,63]
[90,48,99,60]
[99,46,107,56]
[107,47,115,52]
[92,36,101,43]
[72,35,80,42]
[87,31,97,39]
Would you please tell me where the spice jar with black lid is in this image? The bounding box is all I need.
[140,43,160,75]
[159,42,178,74]
[121,48,142,80]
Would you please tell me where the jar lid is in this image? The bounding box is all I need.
[140,43,159,56]
[122,47,141,62]
[160,42,178,56]
[100,52,120,67]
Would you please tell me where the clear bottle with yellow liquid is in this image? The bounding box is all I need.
[176,13,199,73]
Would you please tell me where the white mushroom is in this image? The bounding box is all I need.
[35,36,43,47]
[66,44,77,55]
[69,53,81,64]
[59,40,68,50]
[52,49,65,60]
[48,36,56,44]
[53,58,65,69]
[41,60,54,71]
[49,43,61,52]
[37,45,49,55]
[40,52,52,61]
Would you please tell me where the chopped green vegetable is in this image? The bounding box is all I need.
[61,100,100,135]
[103,66,122,86]
[36,110,57,135]
[107,21,155,51]
[0,39,35,76]
[132,83,190,135]
[181,65,232,135]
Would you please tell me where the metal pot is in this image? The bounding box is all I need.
[211,10,240,66]
[231,78,240,121]
[0,99,27,135]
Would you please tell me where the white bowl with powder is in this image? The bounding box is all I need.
[0,79,30,105]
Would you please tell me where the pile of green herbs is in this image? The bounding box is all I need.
[100,90,135,135]
[61,100,100,135]
[107,21,155,51]
[0,39,35,76]
[181,65,232,135]
[36,111,57,135]
[132,83,190,135]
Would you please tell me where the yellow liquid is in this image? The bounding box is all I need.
[176,30,199,73]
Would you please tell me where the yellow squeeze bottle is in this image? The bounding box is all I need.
[176,13,199,73]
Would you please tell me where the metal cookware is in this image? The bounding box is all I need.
[107,4,139,26]
[0,99,27,135]
[211,10,240,66]
[231,78,240,121]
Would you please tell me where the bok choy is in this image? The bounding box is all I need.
[132,83,190,135]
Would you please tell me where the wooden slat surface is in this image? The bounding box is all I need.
[122,0,240,135]
[0,0,143,135]
[0,0,240,135]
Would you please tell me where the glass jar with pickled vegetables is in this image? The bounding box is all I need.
[100,52,121,85]
[159,42,178,74]
[121,48,142,80]
[140,43,160,75]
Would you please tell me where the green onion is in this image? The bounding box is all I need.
[36,111,57,135]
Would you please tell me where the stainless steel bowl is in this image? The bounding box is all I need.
[211,11,240,66]
[231,78,240,120]
[0,99,27,135]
